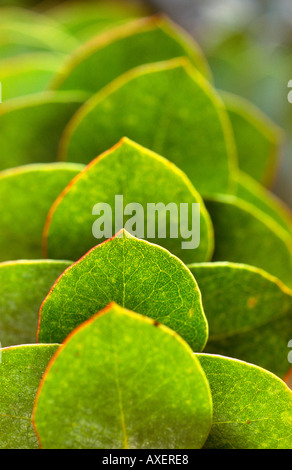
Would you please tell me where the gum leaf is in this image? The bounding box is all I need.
[236,170,292,237]
[189,262,292,378]
[198,354,292,449]
[0,344,59,449]
[0,20,78,59]
[221,91,283,186]
[50,16,211,93]
[205,194,292,287]
[0,260,71,347]
[33,303,212,449]
[0,53,63,101]
[38,229,208,351]
[0,163,83,261]
[46,0,147,40]
[44,137,214,264]
[59,59,237,197]
[0,91,86,171]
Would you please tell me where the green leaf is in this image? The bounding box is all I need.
[0,344,59,449]
[0,21,78,59]
[0,260,71,347]
[0,91,86,171]
[50,16,211,93]
[46,0,147,41]
[236,170,292,237]
[33,302,212,449]
[0,6,56,26]
[0,163,83,261]
[205,195,292,287]
[221,91,283,186]
[38,229,208,351]
[44,137,214,264]
[0,53,63,101]
[59,58,237,197]
[189,262,292,378]
[197,354,292,449]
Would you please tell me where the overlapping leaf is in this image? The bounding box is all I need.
[205,195,292,287]
[0,344,59,449]
[221,91,283,186]
[59,59,237,196]
[0,91,86,170]
[33,303,212,449]
[0,163,83,260]
[44,137,213,264]
[50,16,211,93]
[0,260,71,347]
[0,20,78,59]
[46,0,147,41]
[236,170,292,237]
[189,262,292,377]
[38,229,208,350]
[198,354,292,449]
[0,53,63,101]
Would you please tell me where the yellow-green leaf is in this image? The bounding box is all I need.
[0,163,83,261]
[0,91,86,171]
[0,344,59,449]
[198,354,292,449]
[50,16,211,93]
[189,262,292,378]
[38,229,208,351]
[44,137,214,264]
[33,303,212,449]
[205,194,292,287]
[59,58,237,197]
[0,260,71,347]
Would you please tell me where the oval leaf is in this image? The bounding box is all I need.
[205,195,292,287]
[0,91,86,171]
[189,262,292,378]
[38,229,208,351]
[236,170,292,237]
[0,162,83,261]
[0,20,78,58]
[0,260,72,347]
[50,16,211,93]
[198,354,292,449]
[59,58,237,197]
[46,0,146,40]
[33,303,212,449]
[44,137,214,264]
[221,91,283,186]
[0,344,59,449]
[0,53,63,101]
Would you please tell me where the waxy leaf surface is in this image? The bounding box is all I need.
[205,195,292,287]
[38,230,208,351]
[0,260,71,347]
[34,303,212,449]
[0,91,86,170]
[59,59,237,196]
[198,354,292,449]
[0,344,59,449]
[44,138,213,264]
[0,163,83,261]
[50,16,210,93]
[189,262,292,377]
